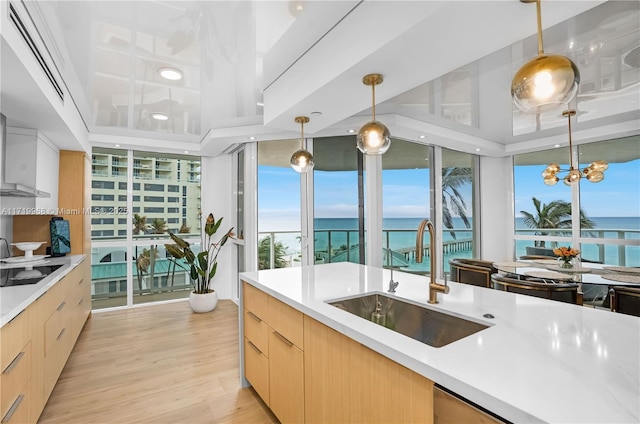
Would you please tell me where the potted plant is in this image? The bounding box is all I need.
[165,213,234,313]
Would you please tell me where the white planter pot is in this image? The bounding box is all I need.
[189,290,218,313]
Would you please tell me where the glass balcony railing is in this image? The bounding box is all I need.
[260,227,639,271]
[514,227,640,266]
[258,228,474,273]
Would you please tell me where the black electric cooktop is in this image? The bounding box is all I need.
[0,264,63,287]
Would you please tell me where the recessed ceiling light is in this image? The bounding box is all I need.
[249,136,256,140]
[151,112,169,121]
[115,144,120,147]
[554,144,561,148]
[310,111,322,116]
[159,67,183,81]
[347,129,355,134]
[184,150,189,154]
[475,148,480,152]
[419,135,426,139]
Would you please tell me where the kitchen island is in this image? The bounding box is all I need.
[239,262,639,423]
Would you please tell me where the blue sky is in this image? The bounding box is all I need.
[258,158,639,231]
[514,159,640,217]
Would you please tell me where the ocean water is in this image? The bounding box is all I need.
[264,217,639,268]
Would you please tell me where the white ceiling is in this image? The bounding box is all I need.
[1,0,638,157]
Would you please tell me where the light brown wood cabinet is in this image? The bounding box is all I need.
[304,315,434,423]
[58,150,91,255]
[0,308,33,423]
[40,261,90,401]
[0,260,91,424]
[242,282,304,423]
[434,385,505,423]
[242,281,435,423]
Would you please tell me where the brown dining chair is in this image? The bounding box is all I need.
[449,258,497,288]
[609,286,640,317]
[491,274,581,305]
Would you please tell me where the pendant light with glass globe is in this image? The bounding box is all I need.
[290,116,314,173]
[356,73,391,155]
[511,0,580,113]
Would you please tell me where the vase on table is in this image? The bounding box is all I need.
[558,257,578,269]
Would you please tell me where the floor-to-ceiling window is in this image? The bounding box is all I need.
[513,136,639,266]
[441,148,476,272]
[313,136,364,265]
[577,136,640,266]
[91,148,201,309]
[381,140,431,273]
[513,146,574,258]
[257,139,301,269]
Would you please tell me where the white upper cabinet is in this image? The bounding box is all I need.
[2,127,59,214]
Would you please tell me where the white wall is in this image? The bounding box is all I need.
[479,155,513,261]
[200,154,234,299]
[0,216,13,256]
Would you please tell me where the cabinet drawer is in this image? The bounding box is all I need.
[243,282,268,320]
[44,300,70,356]
[1,342,31,419]
[434,386,504,424]
[268,296,303,349]
[0,307,30,372]
[44,317,72,398]
[244,309,269,355]
[39,278,68,321]
[0,380,30,424]
[244,337,269,405]
[268,331,304,424]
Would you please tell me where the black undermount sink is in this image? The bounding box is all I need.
[327,292,489,348]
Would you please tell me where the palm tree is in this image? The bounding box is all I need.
[132,214,149,292]
[147,219,167,293]
[258,236,289,270]
[133,214,148,235]
[135,248,159,293]
[442,166,472,239]
[520,197,595,247]
[149,218,167,234]
[179,222,191,233]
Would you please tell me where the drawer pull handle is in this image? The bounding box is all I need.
[57,328,66,340]
[247,311,262,323]
[78,278,84,285]
[57,301,66,311]
[2,394,24,423]
[247,340,262,354]
[273,331,294,347]
[2,351,25,374]
[78,297,84,305]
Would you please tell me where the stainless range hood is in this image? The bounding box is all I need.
[0,113,50,198]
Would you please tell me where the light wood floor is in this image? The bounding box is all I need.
[38,300,278,424]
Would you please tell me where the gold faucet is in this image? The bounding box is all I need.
[416,219,449,304]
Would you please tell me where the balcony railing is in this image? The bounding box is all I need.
[258,228,474,272]
[258,226,639,271]
[514,227,639,266]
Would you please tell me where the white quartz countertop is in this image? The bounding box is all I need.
[239,262,640,424]
[1,255,86,327]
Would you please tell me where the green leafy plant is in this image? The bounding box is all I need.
[165,213,234,294]
[520,197,595,247]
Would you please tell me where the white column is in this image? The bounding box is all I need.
[365,154,383,268]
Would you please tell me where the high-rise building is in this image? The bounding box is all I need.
[90,149,201,239]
